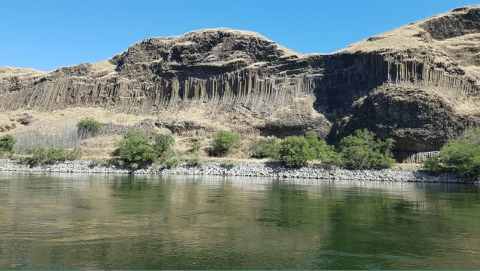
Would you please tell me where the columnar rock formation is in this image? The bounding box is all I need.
[2,6,480,160]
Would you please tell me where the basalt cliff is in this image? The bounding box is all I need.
[2,6,480,161]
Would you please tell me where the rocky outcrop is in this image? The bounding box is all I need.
[0,123,16,132]
[2,7,480,158]
[99,118,155,136]
[329,86,480,155]
[396,151,440,164]
[0,113,35,133]
[420,7,480,40]
[14,113,35,125]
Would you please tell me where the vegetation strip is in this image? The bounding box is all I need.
[1,118,480,183]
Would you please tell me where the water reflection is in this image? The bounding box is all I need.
[0,172,479,269]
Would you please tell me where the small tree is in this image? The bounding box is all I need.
[77,118,104,136]
[0,134,16,152]
[338,129,395,169]
[117,129,157,168]
[212,131,240,156]
[424,127,480,177]
[252,138,281,159]
[304,131,342,164]
[188,154,204,166]
[26,145,47,166]
[161,149,182,169]
[44,147,68,165]
[279,136,315,166]
[190,138,200,153]
[152,133,175,155]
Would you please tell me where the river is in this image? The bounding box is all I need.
[0,172,479,269]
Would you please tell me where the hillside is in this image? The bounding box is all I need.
[2,6,480,161]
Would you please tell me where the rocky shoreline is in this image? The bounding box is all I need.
[0,159,477,183]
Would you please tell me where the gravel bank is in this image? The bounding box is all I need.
[0,159,477,183]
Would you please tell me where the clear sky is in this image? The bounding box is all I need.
[1,0,477,71]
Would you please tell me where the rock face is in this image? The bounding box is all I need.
[2,6,480,158]
[329,86,478,160]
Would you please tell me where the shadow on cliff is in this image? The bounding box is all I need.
[327,86,480,156]
[307,52,390,123]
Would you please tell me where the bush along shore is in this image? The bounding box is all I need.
[0,119,479,183]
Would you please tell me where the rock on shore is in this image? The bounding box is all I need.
[0,159,476,184]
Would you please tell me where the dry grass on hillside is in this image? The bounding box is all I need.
[340,5,480,55]
[0,67,47,79]
[2,112,272,162]
[90,60,118,78]
[13,122,81,151]
[0,107,152,137]
[339,24,429,54]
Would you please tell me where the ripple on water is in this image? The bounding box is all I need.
[308,250,425,267]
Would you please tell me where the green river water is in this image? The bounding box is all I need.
[0,172,479,270]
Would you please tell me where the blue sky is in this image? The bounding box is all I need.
[1,0,477,71]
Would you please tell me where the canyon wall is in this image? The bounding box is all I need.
[2,6,480,160]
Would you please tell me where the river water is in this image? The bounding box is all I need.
[0,172,479,270]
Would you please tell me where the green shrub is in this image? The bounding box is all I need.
[22,145,80,166]
[0,134,16,152]
[424,128,480,177]
[441,141,480,177]
[190,138,200,153]
[124,129,151,141]
[423,156,446,173]
[188,154,204,166]
[153,133,175,155]
[304,131,343,164]
[118,129,158,168]
[23,145,46,166]
[212,131,240,157]
[252,138,281,159]
[221,161,234,169]
[161,149,182,169]
[77,118,104,135]
[279,136,315,166]
[115,130,178,169]
[257,132,342,166]
[338,129,395,169]
[44,147,68,165]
